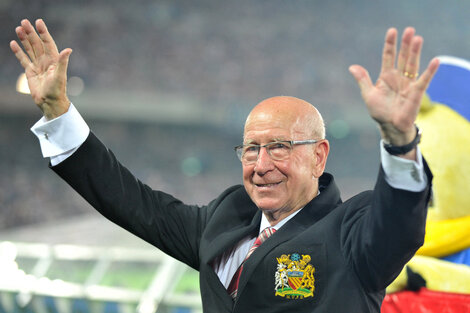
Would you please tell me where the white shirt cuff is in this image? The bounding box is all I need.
[380,140,427,192]
[30,103,90,162]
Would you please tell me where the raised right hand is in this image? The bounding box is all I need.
[10,19,72,120]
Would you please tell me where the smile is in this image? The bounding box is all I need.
[255,182,281,187]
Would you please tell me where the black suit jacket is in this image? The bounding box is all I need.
[53,133,432,313]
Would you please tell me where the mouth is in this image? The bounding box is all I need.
[255,182,281,188]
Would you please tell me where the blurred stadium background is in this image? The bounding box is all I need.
[0,1,469,312]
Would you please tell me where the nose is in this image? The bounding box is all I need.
[253,147,275,174]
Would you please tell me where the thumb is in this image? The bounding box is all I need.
[349,64,373,96]
[57,48,72,75]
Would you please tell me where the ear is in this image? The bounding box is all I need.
[312,140,330,178]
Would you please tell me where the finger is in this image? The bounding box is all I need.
[57,48,73,77]
[400,58,439,122]
[349,64,373,96]
[397,27,415,73]
[380,28,397,74]
[398,59,439,127]
[36,19,59,56]
[414,58,440,93]
[16,26,36,62]
[404,36,423,80]
[21,19,45,60]
[10,40,33,70]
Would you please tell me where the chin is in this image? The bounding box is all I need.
[253,199,283,211]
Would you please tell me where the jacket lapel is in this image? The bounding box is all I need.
[201,186,261,265]
[234,208,309,300]
[205,210,262,264]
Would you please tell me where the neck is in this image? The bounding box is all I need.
[263,207,301,227]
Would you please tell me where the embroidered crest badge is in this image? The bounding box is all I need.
[274,253,315,299]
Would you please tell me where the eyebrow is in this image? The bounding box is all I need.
[243,137,289,145]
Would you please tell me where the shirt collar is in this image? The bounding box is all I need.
[259,207,303,234]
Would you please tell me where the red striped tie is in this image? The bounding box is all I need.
[227,227,276,299]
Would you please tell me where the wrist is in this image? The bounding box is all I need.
[379,122,417,146]
[40,97,71,120]
[383,125,421,156]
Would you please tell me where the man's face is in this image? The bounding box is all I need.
[242,110,318,220]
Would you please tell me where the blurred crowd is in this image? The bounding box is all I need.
[0,113,243,229]
[5,0,467,111]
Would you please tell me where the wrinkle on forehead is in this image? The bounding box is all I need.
[244,96,325,139]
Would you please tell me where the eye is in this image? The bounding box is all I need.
[244,145,259,153]
[269,142,289,150]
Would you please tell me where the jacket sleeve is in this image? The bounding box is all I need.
[341,160,433,292]
[52,132,208,270]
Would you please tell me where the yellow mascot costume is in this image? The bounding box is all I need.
[383,56,470,312]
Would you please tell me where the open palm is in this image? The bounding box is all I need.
[350,27,439,146]
[10,19,72,120]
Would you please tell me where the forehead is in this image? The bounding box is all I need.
[243,110,307,142]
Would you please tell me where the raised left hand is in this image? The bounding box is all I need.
[349,27,439,153]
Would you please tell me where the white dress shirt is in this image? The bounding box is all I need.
[30,103,428,287]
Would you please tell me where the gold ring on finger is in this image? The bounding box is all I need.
[403,71,418,79]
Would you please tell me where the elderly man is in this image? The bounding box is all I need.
[11,19,438,312]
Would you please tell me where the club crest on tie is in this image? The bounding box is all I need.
[274,253,315,299]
